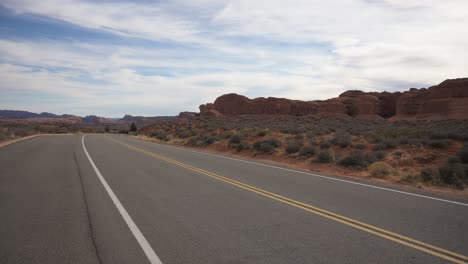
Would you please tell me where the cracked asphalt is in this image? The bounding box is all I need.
[1,134,467,264]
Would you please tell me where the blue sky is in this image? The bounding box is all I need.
[0,0,467,117]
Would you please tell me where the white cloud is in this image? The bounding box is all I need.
[1,0,467,116]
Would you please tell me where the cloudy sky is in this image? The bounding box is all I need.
[1,0,467,117]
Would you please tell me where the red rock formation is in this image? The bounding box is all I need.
[199,78,468,120]
[392,78,468,120]
[337,90,382,119]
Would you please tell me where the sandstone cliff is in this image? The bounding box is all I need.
[199,78,468,120]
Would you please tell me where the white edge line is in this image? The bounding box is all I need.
[125,135,468,207]
[82,135,163,264]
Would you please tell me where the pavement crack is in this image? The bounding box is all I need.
[74,151,104,264]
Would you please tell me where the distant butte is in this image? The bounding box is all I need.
[199,78,468,120]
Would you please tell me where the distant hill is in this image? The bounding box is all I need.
[0,110,182,124]
[0,110,77,119]
[120,114,178,123]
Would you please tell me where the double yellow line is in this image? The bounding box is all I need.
[109,137,468,264]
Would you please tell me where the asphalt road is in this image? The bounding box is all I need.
[1,134,467,264]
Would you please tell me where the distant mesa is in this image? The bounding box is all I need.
[121,114,146,122]
[178,111,198,119]
[81,115,114,124]
[199,78,468,120]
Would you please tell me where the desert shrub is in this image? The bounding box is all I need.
[368,162,392,178]
[331,132,351,148]
[363,152,379,164]
[150,131,170,141]
[253,138,282,153]
[355,144,366,150]
[263,138,282,147]
[420,167,440,183]
[177,130,191,138]
[374,150,386,160]
[320,141,332,149]
[129,122,137,132]
[458,144,468,163]
[374,139,398,151]
[255,142,274,153]
[399,172,422,184]
[236,141,250,152]
[229,134,243,144]
[299,146,316,158]
[308,138,317,146]
[428,139,450,149]
[294,134,305,141]
[438,163,468,189]
[188,136,200,146]
[253,128,269,137]
[187,134,215,146]
[394,151,403,157]
[338,151,369,168]
[399,137,409,145]
[285,141,303,154]
[203,135,217,146]
[447,156,462,164]
[290,128,306,134]
[317,151,335,164]
[10,127,33,137]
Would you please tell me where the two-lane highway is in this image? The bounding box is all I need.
[1,134,467,263]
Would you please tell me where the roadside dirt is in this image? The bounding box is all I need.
[132,135,468,200]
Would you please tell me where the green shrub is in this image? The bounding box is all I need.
[320,141,332,149]
[229,134,243,144]
[253,129,269,137]
[308,138,317,146]
[177,130,191,138]
[368,162,392,178]
[188,137,199,146]
[129,122,137,132]
[253,138,282,153]
[236,141,250,152]
[203,135,217,146]
[286,141,302,154]
[374,151,385,160]
[256,142,274,153]
[317,151,335,164]
[294,134,305,141]
[150,130,170,141]
[355,144,366,150]
[420,167,440,183]
[438,163,468,189]
[373,139,398,151]
[447,156,462,164]
[331,133,351,148]
[428,139,450,149]
[299,146,316,158]
[458,144,468,163]
[338,151,369,168]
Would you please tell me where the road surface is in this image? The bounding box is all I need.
[1,134,467,264]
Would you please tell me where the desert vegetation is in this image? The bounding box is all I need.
[0,120,132,143]
[135,115,468,192]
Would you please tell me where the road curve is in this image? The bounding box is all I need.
[1,134,467,264]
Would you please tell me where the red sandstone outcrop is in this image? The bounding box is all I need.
[392,78,468,120]
[199,78,468,120]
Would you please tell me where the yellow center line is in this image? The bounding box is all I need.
[108,136,468,264]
